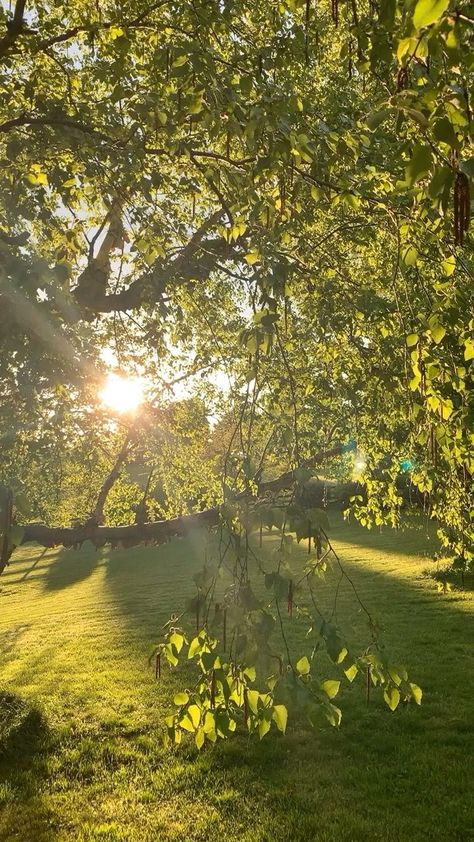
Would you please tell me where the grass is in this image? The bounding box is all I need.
[0,515,473,841]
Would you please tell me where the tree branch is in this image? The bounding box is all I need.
[73,211,236,315]
[19,444,345,551]
[0,114,120,144]
[0,1,170,58]
[91,430,136,524]
[0,0,26,58]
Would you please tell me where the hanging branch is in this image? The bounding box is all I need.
[305,0,311,64]
[454,171,470,246]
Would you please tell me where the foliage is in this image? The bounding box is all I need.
[1,0,473,741]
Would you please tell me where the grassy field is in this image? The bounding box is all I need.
[0,515,473,842]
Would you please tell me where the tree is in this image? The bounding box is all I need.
[0,0,472,743]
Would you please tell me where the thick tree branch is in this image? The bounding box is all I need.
[0,115,121,144]
[0,1,169,59]
[73,211,237,315]
[0,0,26,58]
[22,508,221,550]
[91,430,136,524]
[19,444,345,551]
[35,1,170,51]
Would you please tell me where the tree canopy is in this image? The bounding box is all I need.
[0,0,473,744]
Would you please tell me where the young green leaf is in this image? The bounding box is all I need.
[384,686,401,711]
[320,679,340,699]
[272,704,288,733]
[296,656,311,675]
[413,0,449,29]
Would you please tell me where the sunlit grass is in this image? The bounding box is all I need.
[0,516,473,841]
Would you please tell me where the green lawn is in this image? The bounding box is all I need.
[0,516,473,842]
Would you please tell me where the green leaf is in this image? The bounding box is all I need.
[172,54,188,67]
[164,644,178,667]
[326,634,347,664]
[384,686,400,711]
[406,145,433,186]
[459,159,474,179]
[320,679,340,699]
[403,108,429,129]
[428,166,452,198]
[187,704,201,729]
[169,631,185,654]
[413,0,449,29]
[258,716,272,739]
[26,166,48,187]
[325,703,342,727]
[247,689,260,714]
[433,118,459,149]
[441,256,456,277]
[272,704,288,734]
[430,323,446,344]
[173,691,189,706]
[464,340,474,361]
[109,25,125,39]
[188,636,202,658]
[402,246,418,266]
[195,727,205,749]
[367,108,392,131]
[188,95,204,115]
[409,683,423,705]
[344,663,358,682]
[406,333,419,347]
[409,369,421,391]
[296,656,310,675]
[388,666,402,686]
[201,651,217,671]
[243,665,256,682]
[245,251,260,265]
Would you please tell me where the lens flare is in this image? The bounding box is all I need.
[100,373,144,414]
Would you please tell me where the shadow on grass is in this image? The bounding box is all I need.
[103,528,212,631]
[43,542,102,592]
[0,691,48,759]
[0,692,59,841]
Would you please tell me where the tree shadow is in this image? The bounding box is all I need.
[43,542,102,592]
[0,692,59,842]
[0,690,48,758]
[103,528,211,635]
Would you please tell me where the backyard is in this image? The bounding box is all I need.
[1,516,473,842]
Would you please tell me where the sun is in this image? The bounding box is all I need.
[99,373,145,414]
